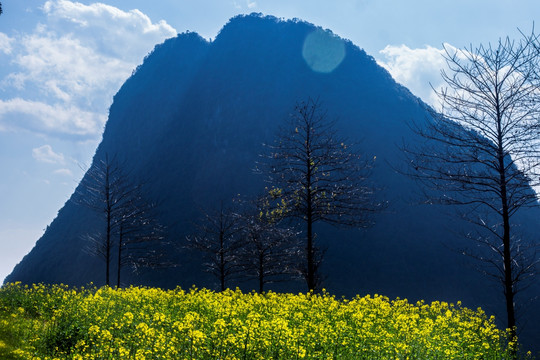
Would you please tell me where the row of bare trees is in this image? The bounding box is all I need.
[186,98,384,293]
[75,98,381,294]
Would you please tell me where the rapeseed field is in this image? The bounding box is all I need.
[0,283,529,359]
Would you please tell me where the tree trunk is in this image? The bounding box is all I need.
[259,253,264,293]
[117,224,123,288]
[307,209,314,291]
[105,157,111,287]
[305,122,316,292]
[306,154,315,291]
[496,102,516,355]
[501,182,517,351]
[219,229,225,292]
[502,209,517,349]
[106,207,111,287]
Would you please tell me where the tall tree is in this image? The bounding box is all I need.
[236,197,301,293]
[186,203,243,291]
[403,31,540,347]
[77,154,165,286]
[262,97,381,291]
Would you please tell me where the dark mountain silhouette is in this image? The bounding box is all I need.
[5,14,539,351]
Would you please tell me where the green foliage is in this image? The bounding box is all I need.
[264,186,289,221]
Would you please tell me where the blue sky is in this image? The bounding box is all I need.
[0,0,539,282]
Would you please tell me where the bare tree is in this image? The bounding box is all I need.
[261,97,382,291]
[403,31,540,346]
[235,197,301,293]
[76,154,166,286]
[0,2,3,16]
[185,203,243,291]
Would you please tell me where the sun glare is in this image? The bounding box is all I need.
[302,29,345,73]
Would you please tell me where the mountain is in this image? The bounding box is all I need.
[5,14,539,351]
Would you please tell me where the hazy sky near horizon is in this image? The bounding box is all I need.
[1,0,539,282]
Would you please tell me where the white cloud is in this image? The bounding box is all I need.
[42,0,176,59]
[0,1,177,139]
[0,98,105,138]
[9,31,134,104]
[32,144,65,164]
[234,1,257,9]
[0,33,14,55]
[53,168,73,176]
[377,44,448,106]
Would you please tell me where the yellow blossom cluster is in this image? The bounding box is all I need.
[0,282,528,359]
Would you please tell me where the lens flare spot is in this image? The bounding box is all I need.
[302,29,346,73]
